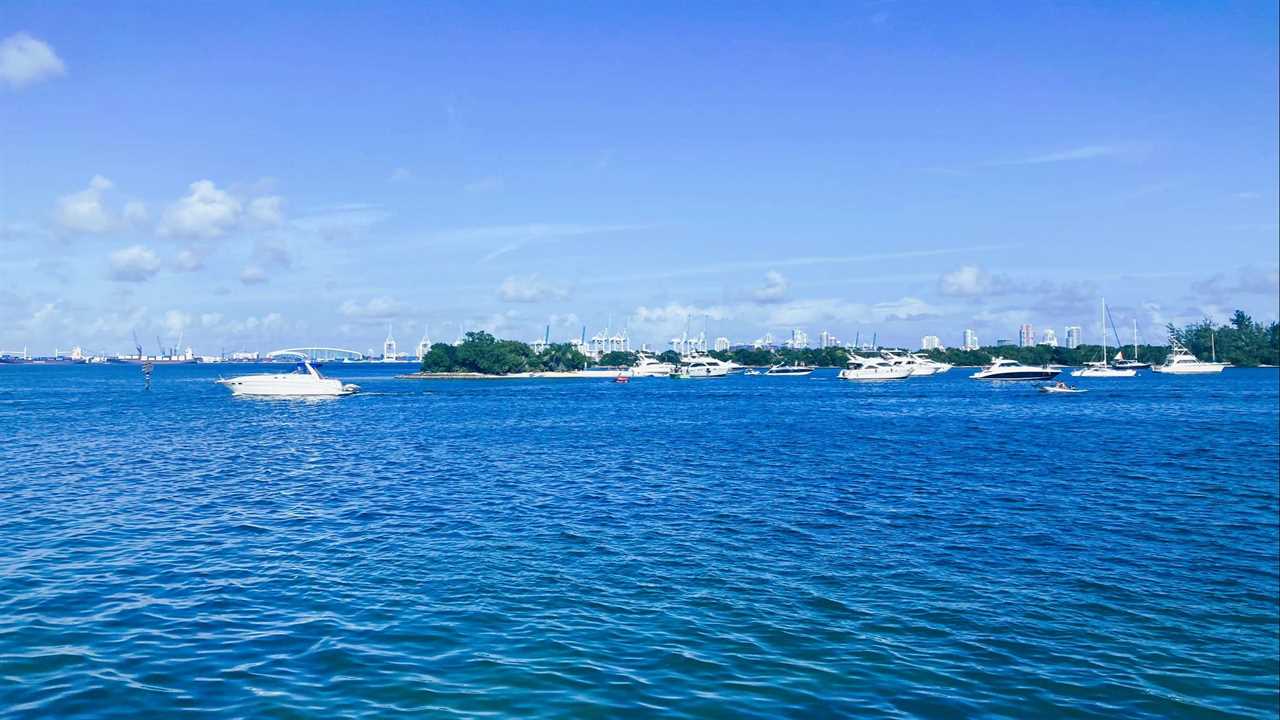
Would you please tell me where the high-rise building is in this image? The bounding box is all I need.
[818,330,840,349]
[1019,323,1035,348]
[1064,326,1082,349]
[714,336,730,352]
[785,328,808,349]
[1039,328,1058,347]
[921,335,943,350]
[962,329,979,351]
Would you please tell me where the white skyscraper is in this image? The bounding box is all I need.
[714,336,730,352]
[962,329,979,351]
[785,328,808,349]
[1065,326,1082,349]
[1019,324,1035,348]
[1039,328,1058,347]
[818,330,840,349]
[921,335,943,350]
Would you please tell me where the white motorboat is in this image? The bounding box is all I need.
[1040,382,1088,394]
[1071,298,1136,378]
[838,355,913,381]
[1152,339,1229,374]
[629,354,675,377]
[218,361,359,397]
[764,363,814,376]
[879,350,925,376]
[970,357,1060,381]
[672,354,732,379]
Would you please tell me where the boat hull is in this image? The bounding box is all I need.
[1151,364,1227,374]
[838,368,913,381]
[1070,367,1137,378]
[971,369,1061,381]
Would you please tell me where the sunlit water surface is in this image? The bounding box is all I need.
[1,364,1277,718]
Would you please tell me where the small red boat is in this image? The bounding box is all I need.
[613,375,630,384]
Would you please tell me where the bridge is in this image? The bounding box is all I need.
[265,347,366,362]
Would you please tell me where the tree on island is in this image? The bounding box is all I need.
[596,351,638,367]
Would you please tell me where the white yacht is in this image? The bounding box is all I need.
[838,355,913,381]
[1152,339,1229,374]
[911,353,953,374]
[218,361,359,397]
[1071,299,1136,378]
[672,354,732,379]
[765,363,814,376]
[970,357,1060,381]
[629,354,675,377]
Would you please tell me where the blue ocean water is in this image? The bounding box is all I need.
[1,364,1277,718]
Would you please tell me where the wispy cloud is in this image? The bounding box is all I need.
[594,244,1020,285]
[987,144,1130,167]
[425,222,650,264]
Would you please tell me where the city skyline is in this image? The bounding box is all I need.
[2,3,1277,355]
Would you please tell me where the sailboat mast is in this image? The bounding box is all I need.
[1133,319,1138,359]
[1100,298,1106,361]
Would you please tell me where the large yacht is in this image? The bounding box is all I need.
[629,354,675,377]
[911,353,953,374]
[764,363,814,376]
[970,357,1060,381]
[1151,340,1228,374]
[218,361,359,397]
[672,354,732,379]
[838,355,913,381]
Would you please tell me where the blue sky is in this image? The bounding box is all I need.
[2,1,1277,355]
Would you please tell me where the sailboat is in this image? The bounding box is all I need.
[1113,319,1151,370]
[1071,299,1136,377]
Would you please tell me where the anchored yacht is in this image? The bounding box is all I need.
[629,354,675,377]
[218,361,359,397]
[1152,340,1228,374]
[672,354,732,379]
[970,357,1060,381]
[838,355,913,381]
[764,363,814,376]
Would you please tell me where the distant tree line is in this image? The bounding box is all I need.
[1168,310,1279,367]
[421,311,1278,374]
[419,332,588,374]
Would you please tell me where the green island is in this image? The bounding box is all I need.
[412,312,1279,376]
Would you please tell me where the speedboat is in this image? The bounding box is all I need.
[629,354,675,377]
[970,357,1060,381]
[1071,361,1136,378]
[672,354,731,379]
[838,355,913,381]
[880,350,925,376]
[218,361,359,397]
[1151,340,1228,374]
[1040,382,1087,394]
[764,363,814,376]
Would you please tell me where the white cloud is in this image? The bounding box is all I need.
[173,248,204,272]
[752,270,788,303]
[122,200,148,226]
[629,302,731,340]
[248,196,284,226]
[0,33,65,89]
[159,180,242,238]
[56,175,115,233]
[239,265,268,285]
[939,265,993,297]
[763,297,939,327]
[109,245,161,282]
[497,274,569,303]
[162,310,192,337]
[200,313,224,328]
[339,296,405,320]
